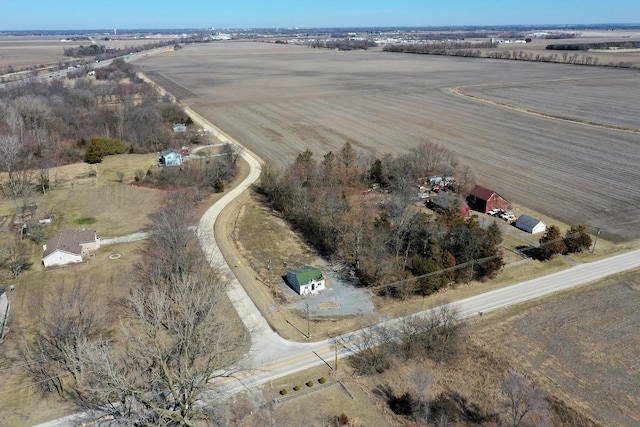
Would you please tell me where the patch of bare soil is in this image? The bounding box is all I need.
[473,270,640,427]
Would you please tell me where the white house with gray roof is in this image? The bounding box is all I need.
[42,229,100,267]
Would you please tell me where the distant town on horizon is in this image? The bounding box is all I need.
[2,22,640,35]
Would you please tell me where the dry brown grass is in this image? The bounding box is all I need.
[136,42,640,242]
[0,154,252,426]
[247,336,592,426]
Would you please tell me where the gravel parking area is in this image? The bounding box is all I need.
[281,270,377,317]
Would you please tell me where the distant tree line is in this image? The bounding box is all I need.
[384,41,496,56]
[384,42,638,69]
[258,141,503,293]
[63,44,106,57]
[309,38,376,50]
[546,41,640,50]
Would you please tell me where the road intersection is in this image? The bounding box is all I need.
[33,101,640,427]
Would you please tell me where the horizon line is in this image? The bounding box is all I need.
[2,23,640,33]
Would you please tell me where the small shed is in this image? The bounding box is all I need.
[467,185,511,214]
[515,215,546,234]
[159,150,183,167]
[286,266,325,296]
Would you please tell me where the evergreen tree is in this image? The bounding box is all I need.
[538,225,566,260]
[563,225,592,253]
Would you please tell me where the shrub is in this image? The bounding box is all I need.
[318,377,326,384]
[84,137,125,164]
[214,179,225,193]
[336,413,350,425]
[306,380,314,387]
[388,392,415,416]
[293,385,300,391]
[279,389,288,395]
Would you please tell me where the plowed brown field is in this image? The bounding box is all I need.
[136,42,640,242]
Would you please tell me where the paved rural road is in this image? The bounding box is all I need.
[33,107,640,427]
[191,114,640,399]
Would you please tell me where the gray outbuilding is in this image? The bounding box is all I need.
[515,214,546,234]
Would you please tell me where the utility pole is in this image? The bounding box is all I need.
[305,303,310,339]
[592,228,602,253]
[335,341,338,372]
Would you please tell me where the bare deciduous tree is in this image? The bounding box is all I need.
[77,270,243,425]
[0,235,32,277]
[501,371,551,427]
[137,190,200,282]
[20,282,107,399]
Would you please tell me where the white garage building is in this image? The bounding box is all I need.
[515,215,546,234]
[286,266,325,296]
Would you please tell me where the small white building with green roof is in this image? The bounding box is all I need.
[286,266,325,296]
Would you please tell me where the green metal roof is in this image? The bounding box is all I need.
[288,266,323,285]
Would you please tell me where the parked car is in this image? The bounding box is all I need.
[487,208,500,216]
[500,211,516,221]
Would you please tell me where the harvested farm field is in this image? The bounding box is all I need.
[135,42,640,242]
[473,270,640,427]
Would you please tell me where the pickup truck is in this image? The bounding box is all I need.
[500,212,516,221]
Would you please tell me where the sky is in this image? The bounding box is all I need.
[1,0,639,31]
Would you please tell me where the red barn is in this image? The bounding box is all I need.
[466,185,511,214]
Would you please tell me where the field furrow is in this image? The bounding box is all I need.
[137,44,640,241]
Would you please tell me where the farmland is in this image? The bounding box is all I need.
[473,270,640,426]
[135,42,640,242]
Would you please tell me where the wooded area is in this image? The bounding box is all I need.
[258,141,503,294]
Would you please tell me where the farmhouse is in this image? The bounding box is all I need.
[286,266,325,296]
[42,229,100,267]
[172,123,187,133]
[515,215,546,234]
[466,185,511,214]
[159,150,183,167]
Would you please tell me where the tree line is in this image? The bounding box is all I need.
[546,41,640,51]
[258,141,503,295]
[308,38,376,50]
[384,42,638,69]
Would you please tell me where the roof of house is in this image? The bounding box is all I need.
[469,185,499,201]
[516,214,545,229]
[159,149,181,157]
[43,229,97,258]
[431,192,468,209]
[287,266,323,285]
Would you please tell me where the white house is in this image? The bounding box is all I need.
[286,266,325,296]
[172,123,187,133]
[159,150,183,167]
[42,229,100,267]
[515,215,546,234]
